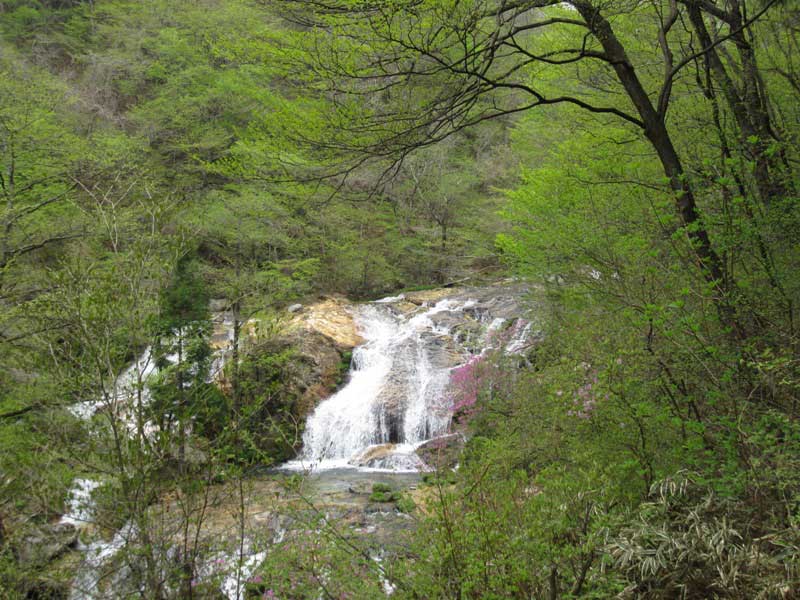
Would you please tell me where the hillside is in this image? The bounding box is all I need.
[1,1,799,598]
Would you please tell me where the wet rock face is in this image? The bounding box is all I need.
[239,296,363,440]
[289,295,364,349]
[289,330,352,421]
[370,327,462,446]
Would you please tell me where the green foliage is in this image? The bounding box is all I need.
[369,483,396,502]
[232,340,303,464]
[609,468,800,598]
[250,528,388,600]
[421,470,458,487]
[1,0,799,597]
[395,494,416,514]
[157,256,209,333]
[371,482,392,494]
[369,491,395,503]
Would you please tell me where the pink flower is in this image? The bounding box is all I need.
[448,354,485,415]
[569,370,602,419]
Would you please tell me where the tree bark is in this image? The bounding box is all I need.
[571,0,748,336]
[685,1,788,204]
[232,299,241,414]
[573,2,727,286]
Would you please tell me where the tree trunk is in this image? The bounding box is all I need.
[232,299,241,414]
[177,331,185,467]
[548,565,559,600]
[685,2,787,205]
[573,1,740,333]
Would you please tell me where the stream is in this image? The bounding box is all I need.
[62,286,533,598]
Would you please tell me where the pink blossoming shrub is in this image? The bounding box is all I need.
[449,354,485,419]
[447,349,519,428]
[567,370,601,419]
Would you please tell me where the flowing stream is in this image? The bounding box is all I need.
[63,289,533,598]
[64,308,235,600]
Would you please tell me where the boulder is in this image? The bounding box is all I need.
[350,444,397,467]
[415,433,466,470]
[16,522,78,568]
[350,444,425,470]
[347,481,374,495]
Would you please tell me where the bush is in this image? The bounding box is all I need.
[369,483,396,502]
[395,494,416,514]
[609,470,800,599]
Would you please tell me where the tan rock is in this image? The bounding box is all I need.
[404,288,464,306]
[391,300,421,315]
[289,296,363,349]
[350,444,397,467]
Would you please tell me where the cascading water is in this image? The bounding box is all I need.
[289,298,479,471]
[64,307,237,599]
[67,308,234,425]
[64,287,533,597]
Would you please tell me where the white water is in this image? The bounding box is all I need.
[65,308,237,599]
[288,298,478,471]
[70,521,136,600]
[60,478,102,527]
[66,347,162,422]
[65,292,532,595]
[67,309,234,424]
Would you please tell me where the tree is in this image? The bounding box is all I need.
[276,0,789,331]
[0,50,85,341]
[399,144,480,280]
[151,255,212,462]
[186,187,316,410]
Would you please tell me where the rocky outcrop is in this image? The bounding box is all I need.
[15,522,78,568]
[287,330,351,421]
[234,296,362,437]
[287,295,363,349]
[284,295,362,420]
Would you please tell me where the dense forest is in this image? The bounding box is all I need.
[1,0,799,598]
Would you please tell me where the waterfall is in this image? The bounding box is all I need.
[64,307,237,599]
[289,298,477,471]
[67,308,233,425]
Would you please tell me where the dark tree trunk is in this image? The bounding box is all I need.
[232,299,241,413]
[572,0,744,335]
[573,3,725,283]
[686,1,789,204]
[548,565,559,600]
